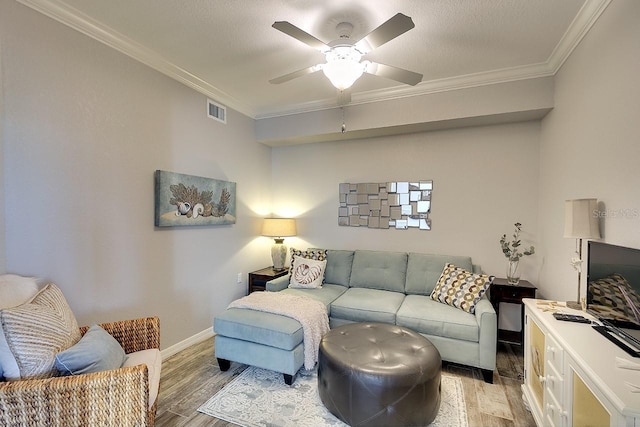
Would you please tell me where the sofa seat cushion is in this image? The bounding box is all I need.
[396,295,479,343]
[349,251,408,292]
[330,288,405,324]
[123,348,162,410]
[213,308,303,351]
[282,284,347,313]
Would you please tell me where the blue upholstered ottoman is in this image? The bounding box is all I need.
[213,308,305,385]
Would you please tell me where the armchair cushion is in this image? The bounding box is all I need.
[55,324,126,376]
[0,283,80,380]
[124,348,162,409]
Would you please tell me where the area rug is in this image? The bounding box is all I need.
[198,366,468,427]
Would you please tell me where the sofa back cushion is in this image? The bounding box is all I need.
[324,250,355,286]
[349,250,408,292]
[405,253,474,295]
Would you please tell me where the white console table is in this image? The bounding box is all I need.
[522,299,640,426]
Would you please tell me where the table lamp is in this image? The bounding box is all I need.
[262,218,297,271]
[564,198,600,309]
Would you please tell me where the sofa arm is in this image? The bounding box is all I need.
[266,274,290,291]
[474,297,497,370]
[0,364,150,426]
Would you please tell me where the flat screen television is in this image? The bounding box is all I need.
[587,241,640,356]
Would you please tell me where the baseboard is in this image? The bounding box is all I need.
[161,327,215,360]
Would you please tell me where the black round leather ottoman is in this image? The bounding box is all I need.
[318,322,441,427]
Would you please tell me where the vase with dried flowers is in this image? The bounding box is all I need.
[500,222,535,284]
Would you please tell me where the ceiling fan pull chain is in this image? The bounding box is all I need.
[341,106,346,133]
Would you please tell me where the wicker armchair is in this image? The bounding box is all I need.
[0,316,160,427]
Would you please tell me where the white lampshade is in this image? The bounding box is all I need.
[262,218,297,238]
[564,199,600,239]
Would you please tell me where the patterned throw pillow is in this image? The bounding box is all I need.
[588,274,640,321]
[0,283,81,380]
[430,263,494,313]
[289,257,327,289]
[289,248,328,270]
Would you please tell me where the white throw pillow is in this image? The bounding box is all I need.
[289,257,327,289]
[0,274,41,309]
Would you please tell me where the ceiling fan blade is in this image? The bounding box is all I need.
[365,62,423,86]
[355,13,415,53]
[272,21,329,52]
[269,64,323,84]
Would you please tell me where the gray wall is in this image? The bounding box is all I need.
[0,0,273,348]
[272,122,541,282]
[537,0,640,301]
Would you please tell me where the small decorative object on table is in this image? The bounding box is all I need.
[500,222,535,284]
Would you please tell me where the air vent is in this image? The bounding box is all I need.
[207,99,227,124]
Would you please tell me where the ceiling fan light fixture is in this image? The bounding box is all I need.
[322,46,365,90]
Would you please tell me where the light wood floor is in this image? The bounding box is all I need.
[155,337,536,426]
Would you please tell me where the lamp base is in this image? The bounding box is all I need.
[271,239,287,271]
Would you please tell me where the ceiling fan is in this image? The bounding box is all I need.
[269,13,423,102]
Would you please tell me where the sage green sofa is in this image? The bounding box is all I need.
[214,249,497,384]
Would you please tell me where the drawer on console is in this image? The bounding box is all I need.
[544,392,565,427]
[545,334,564,374]
[545,363,564,406]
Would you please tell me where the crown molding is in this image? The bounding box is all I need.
[16,0,254,117]
[546,0,611,72]
[18,0,610,120]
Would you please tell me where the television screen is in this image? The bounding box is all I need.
[587,241,640,350]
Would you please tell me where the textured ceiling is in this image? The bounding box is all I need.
[20,0,608,118]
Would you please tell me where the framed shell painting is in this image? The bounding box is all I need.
[154,170,236,227]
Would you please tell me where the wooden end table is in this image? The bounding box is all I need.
[248,267,289,294]
[489,278,537,345]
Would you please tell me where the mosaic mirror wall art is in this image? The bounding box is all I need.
[338,181,433,230]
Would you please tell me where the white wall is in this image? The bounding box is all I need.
[537,0,640,301]
[0,0,273,348]
[272,121,541,281]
